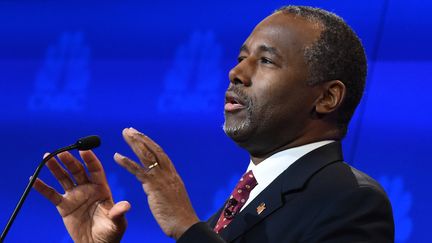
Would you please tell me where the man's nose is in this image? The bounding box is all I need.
[228,60,252,87]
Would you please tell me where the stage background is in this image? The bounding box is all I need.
[0,0,430,242]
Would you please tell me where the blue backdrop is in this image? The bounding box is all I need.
[0,0,430,242]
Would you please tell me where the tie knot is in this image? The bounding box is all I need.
[236,170,257,193]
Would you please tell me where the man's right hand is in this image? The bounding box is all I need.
[33,150,130,243]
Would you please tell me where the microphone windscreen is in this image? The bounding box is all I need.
[75,135,101,151]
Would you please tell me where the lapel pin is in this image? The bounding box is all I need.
[256,202,266,215]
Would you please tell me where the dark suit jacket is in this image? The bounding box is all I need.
[178,142,394,242]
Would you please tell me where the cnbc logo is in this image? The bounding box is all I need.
[158,31,223,114]
[29,32,90,112]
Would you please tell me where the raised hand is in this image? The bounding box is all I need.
[114,127,199,240]
[33,150,130,243]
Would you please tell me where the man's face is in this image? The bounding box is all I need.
[223,13,323,153]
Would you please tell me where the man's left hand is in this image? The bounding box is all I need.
[114,127,200,240]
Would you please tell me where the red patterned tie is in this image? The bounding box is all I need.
[214,170,258,233]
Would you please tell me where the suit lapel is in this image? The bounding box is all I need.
[219,142,344,242]
[207,204,224,228]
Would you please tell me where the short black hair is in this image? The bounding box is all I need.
[275,6,367,136]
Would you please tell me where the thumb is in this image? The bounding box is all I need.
[108,201,131,221]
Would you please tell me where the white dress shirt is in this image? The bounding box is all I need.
[240,140,334,211]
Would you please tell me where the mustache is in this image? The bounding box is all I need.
[226,85,253,108]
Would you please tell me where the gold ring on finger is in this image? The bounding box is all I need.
[146,162,159,172]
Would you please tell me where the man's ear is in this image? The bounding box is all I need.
[315,80,346,114]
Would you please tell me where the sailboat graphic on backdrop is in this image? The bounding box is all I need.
[158,30,223,114]
[28,32,90,112]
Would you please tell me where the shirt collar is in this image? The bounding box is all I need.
[245,140,335,190]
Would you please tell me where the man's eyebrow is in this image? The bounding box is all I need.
[239,44,282,59]
[240,44,249,53]
[258,45,282,58]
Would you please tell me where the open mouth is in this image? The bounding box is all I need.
[225,92,246,112]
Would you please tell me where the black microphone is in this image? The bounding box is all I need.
[0,135,101,242]
[75,135,101,151]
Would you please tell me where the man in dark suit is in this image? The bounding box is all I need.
[179,141,394,242]
[34,5,394,243]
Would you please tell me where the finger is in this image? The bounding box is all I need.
[128,127,165,153]
[124,127,173,171]
[132,127,177,172]
[113,153,147,182]
[79,150,108,185]
[108,201,131,221]
[128,128,174,170]
[58,151,90,185]
[122,128,158,168]
[44,153,75,191]
[33,178,63,205]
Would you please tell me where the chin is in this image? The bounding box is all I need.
[223,120,253,143]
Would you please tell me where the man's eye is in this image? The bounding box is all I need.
[237,56,246,63]
[260,57,273,64]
